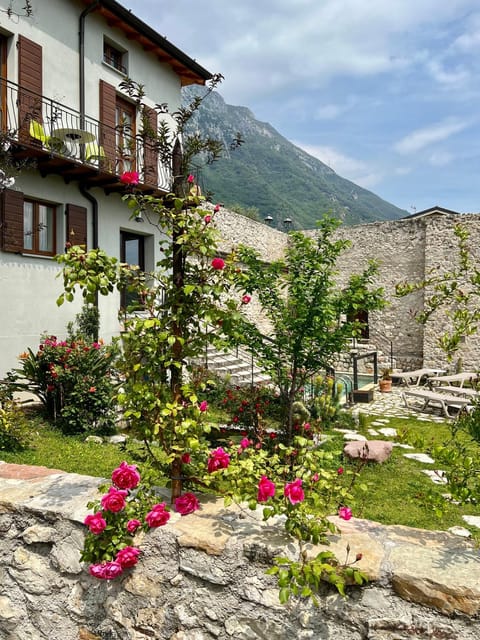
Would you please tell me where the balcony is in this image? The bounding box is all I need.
[1,78,172,194]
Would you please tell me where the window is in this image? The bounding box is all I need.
[23,199,56,255]
[347,310,369,341]
[103,39,127,74]
[120,231,145,310]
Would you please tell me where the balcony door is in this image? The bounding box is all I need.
[116,96,136,174]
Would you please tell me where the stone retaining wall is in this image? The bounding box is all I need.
[0,464,479,640]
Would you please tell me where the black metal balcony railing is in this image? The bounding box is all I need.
[0,77,172,193]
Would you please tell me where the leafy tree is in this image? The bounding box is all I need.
[232,215,385,441]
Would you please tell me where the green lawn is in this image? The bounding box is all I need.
[2,408,479,536]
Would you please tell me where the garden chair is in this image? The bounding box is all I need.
[29,119,67,154]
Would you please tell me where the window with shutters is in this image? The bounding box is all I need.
[23,198,56,256]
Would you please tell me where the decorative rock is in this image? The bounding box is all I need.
[108,434,127,444]
[403,453,435,464]
[378,427,397,437]
[84,435,103,444]
[421,470,447,484]
[343,440,393,463]
[448,526,472,538]
[462,515,480,529]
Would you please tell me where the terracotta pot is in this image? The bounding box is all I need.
[379,379,392,393]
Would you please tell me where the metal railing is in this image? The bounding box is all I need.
[1,77,172,191]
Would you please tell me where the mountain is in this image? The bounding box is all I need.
[183,88,407,228]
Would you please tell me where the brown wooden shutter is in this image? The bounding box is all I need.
[143,105,158,187]
[65,204,87,248]
[99,80,116,172]
[18,35,42,143]
[0,188,24,253]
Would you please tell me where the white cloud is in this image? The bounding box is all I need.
[426,60,470,88]
[153,0,479,103]
[295,143,383,187]
[393,118,469,155]
[428,151,453,166]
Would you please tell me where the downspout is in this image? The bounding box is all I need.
[79,0,100,130]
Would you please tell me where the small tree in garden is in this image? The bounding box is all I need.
[232,216,385,443]
[58,79,368,599]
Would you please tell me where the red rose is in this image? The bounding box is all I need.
[211,257,225,270]
[175,492,200,516]
[100,486,128,513]
[145,503,170,528]
[120,171,139,185]
[257,476,276,502]
[284,478,305,505]
[115,546,141,569]
[84,512,107,535]
[112,461,140,490]
[207,447,230,473]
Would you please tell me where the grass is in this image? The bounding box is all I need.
[334,415,480,531]
[2,405,479,536]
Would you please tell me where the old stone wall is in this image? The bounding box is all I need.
[204,207,480,371]
[0,465,479,640]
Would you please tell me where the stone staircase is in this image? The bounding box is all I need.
[192,344,271,387]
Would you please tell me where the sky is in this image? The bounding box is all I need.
[130,0,480,214]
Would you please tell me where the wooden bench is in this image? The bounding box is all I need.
[402,389,472,418]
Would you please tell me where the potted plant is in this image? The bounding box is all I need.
[379,368,392,393]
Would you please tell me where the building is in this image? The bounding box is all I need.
[0,0,211,377]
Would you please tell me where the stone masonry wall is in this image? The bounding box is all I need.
[202,207,480,371]
[0,464,479,640]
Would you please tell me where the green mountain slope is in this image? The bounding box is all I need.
[183,88,407,228]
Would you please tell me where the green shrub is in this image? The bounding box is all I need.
[13,336,119,434]
[0,401,29,451]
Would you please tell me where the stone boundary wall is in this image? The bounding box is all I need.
[213,207,480,372]
[0,464,479,640]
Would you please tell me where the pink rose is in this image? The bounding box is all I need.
[241,295,251,304]
[211,257,225,270]
[187,174,195,183]
[181,453,191,464]
[199,400,208,412]
[312,473,319,482]
[207,447,230,473]
[120,171,139,185]
[115,546,141,569]
[126,519,142,534]
[239,437,250,449]
[338,506,352,521]
[112,461,140,490]
[204,214,212,224]
[84,512,107,535]
[89,561,123,580]
[214,204,220,212]
[100,486,128,513]
[145,503,170,528]
[175,492,200,516]
[257,476,276,502]
[284,478,305,505]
